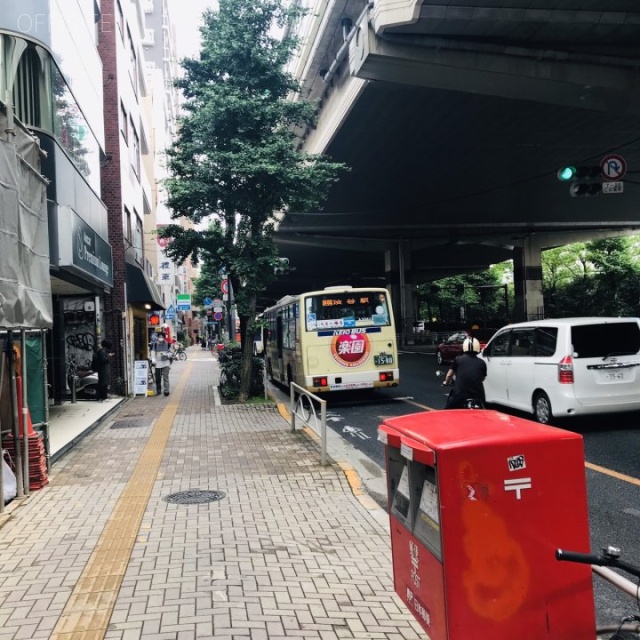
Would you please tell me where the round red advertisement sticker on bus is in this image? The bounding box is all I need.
[331,332,371,367]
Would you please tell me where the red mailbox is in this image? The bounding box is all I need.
[378,410,595,640]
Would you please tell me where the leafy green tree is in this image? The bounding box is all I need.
[159,0,346,401]
[418,268,509,328]
[192,254,224,306]
[582,238,640,316]
[543,238,640,317]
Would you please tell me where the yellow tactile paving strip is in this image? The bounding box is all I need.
[50,364,191,640]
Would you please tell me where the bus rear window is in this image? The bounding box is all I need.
[305,291,390,331]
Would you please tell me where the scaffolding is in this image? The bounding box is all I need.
[0,103,52,512]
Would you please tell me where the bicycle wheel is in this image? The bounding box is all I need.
[178,351,187,361]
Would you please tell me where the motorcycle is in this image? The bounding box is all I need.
[67,357,100,401]
[436,370,485,410]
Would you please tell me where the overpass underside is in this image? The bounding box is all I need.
[273,1,640,329]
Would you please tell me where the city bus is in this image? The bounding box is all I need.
[262,286,399,392]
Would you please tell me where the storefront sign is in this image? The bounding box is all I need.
[58,206,113,287]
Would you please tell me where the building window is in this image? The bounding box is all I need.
[124,207,132,246]
[127,28,138,96]
[129,117,140,177]
[12,47,42,127]
[133,212,144,265]
[116,0,124,39]
[120,101,127,143]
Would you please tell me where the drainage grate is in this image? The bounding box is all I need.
[163,489,226,504]
[111,417,153,429]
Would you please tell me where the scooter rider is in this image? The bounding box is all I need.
[443,336,487,409]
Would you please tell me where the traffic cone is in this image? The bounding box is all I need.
[5,375,48,491]
[15,376,36,438]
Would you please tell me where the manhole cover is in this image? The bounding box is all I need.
[163,490,226,504]
[111,417,152,429]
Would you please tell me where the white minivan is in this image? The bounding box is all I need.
[479,317,640,423]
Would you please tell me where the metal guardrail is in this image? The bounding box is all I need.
[289,382,327,466]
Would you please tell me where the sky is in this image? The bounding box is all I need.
[167,0,216,59]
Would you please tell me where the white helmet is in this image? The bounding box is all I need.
[462,337,480,353]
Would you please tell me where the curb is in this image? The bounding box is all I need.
[275,398,386,515]
[50,397,130,465]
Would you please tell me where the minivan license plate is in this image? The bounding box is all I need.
[374,354,394,366]
[601,370,626,382]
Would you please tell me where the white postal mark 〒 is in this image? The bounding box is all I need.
[504,477,532,500]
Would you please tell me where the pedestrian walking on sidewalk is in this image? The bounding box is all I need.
[152,333,172,396]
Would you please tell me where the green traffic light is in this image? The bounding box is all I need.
[557,166,577,181]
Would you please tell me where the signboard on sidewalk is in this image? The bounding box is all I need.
[134,360,149,396]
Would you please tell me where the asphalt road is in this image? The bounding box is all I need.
[270,350,640,629]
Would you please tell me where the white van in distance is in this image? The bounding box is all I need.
[479,317,640,423]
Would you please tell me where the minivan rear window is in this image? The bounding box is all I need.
[571,322,640,359]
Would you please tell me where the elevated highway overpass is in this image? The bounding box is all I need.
[270,1,640,335]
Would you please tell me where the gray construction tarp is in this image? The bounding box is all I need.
[0,109,52,329]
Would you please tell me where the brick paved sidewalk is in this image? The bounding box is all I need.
[0,358,422,640]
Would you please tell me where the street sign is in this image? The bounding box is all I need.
[165,304,176,320]
[177,293,191,311]
[221,279,229,295]
[214,311,223,321]
[213,306,223,313]
[204,297,212,306]
[603,181,624,194]
[600,154,626,181]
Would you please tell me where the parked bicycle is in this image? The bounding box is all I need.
[170,343,187,361]
[556,545,640,639]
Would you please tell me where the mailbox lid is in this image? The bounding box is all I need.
[381,409,582,452]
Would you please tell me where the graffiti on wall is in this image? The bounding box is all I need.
[64,298,96,370]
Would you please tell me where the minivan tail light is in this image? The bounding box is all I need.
[558,355,574,384]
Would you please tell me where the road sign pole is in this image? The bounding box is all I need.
[228,280,234,343]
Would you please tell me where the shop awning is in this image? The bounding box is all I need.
[126,262,165,310]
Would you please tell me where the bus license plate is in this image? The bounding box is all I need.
[374,354,394,366]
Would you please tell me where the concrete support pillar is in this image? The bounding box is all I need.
[513,237,545,322]
[385,240,415,346]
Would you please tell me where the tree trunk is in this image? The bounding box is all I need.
[239,292,257,403]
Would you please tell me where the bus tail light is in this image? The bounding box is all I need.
[313,376,328,387]
[379,372,394,382]
[558,355,574,384]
